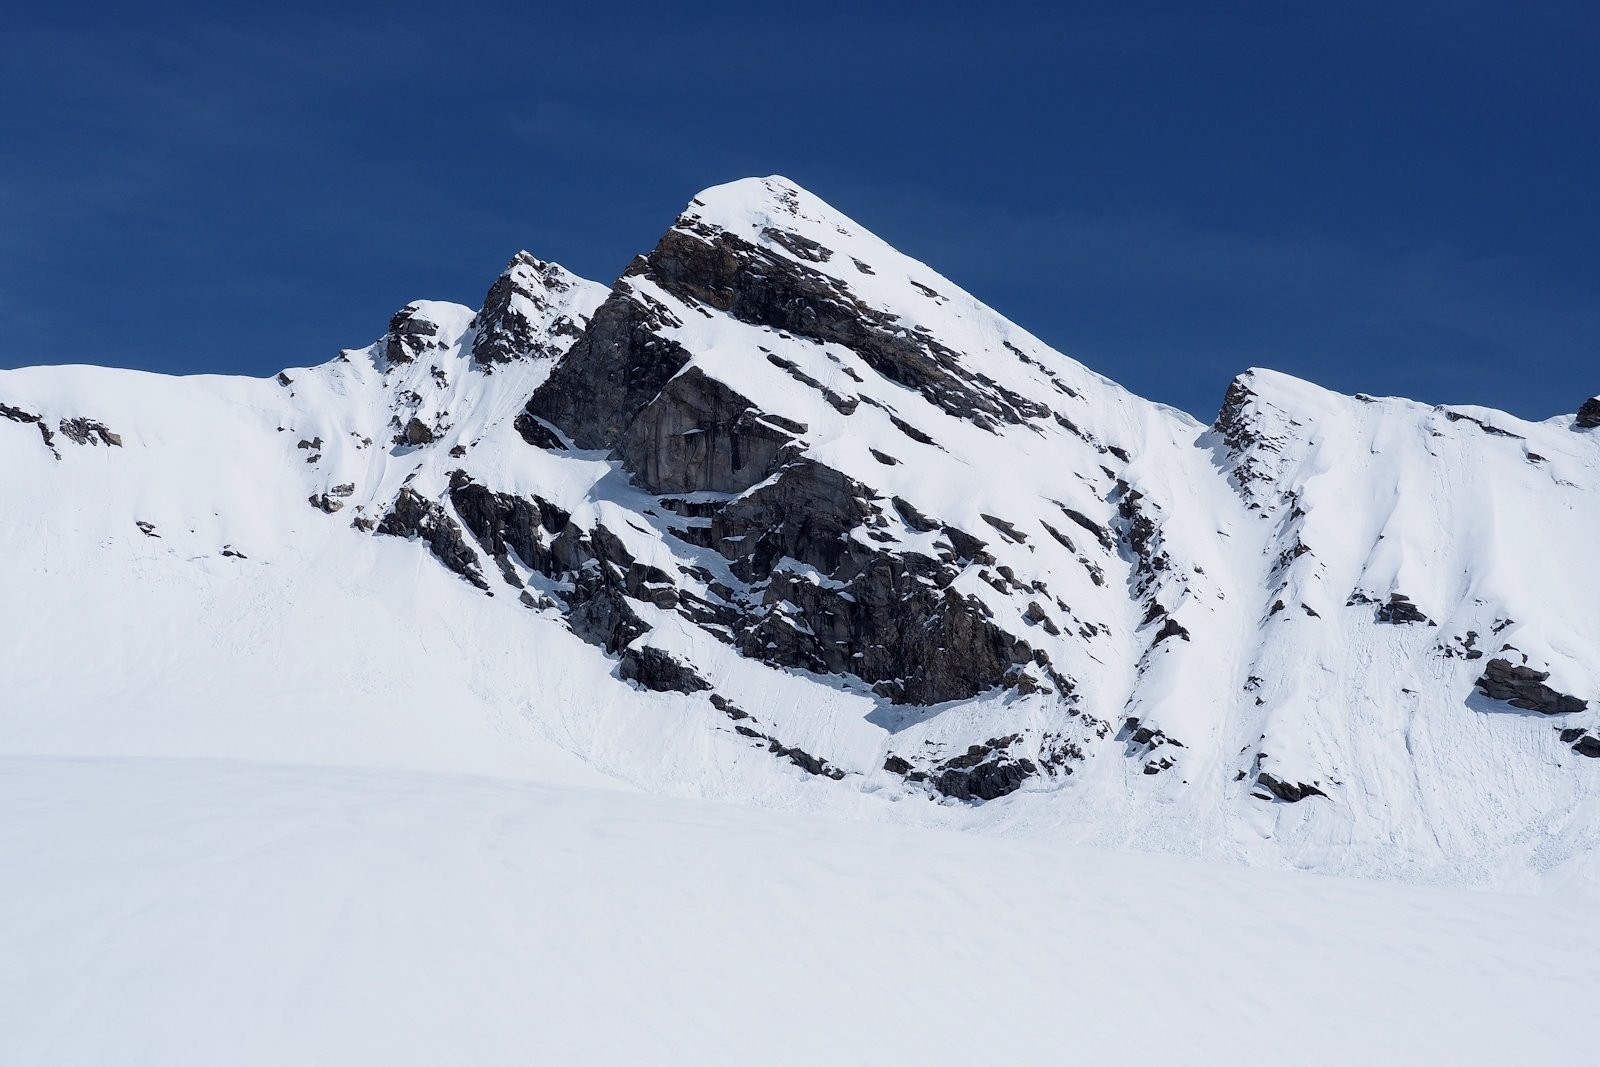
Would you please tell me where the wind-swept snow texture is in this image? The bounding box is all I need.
[2,176,1598,894]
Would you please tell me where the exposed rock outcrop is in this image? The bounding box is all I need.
[375,488,489,590]
[614,367,800,494]
[383,304,445,366]
[1374,593,1433,626]
[1577,396,1600,430]
[519,198,1051,706]
[1256,773,1327,803]
[57,417,121,447]
[928,737,1037,801]
[470,252,590,367]
[1475,656,1588,714]
[0,401,41,425]
[618,646,711,694]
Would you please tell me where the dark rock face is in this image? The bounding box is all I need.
[633,219,1050,430]
[513,412,566,450]
[1256,773,1327,803]
[447,477,662,654]
[1577,397,1600,429]
[614,367,800,494]
[470,252,588,367]
[1214,375,1277,502]
[1574,735,1600,758]
[700,460,1037,705]
[383,305,443,366]
[398,417,436,447]
[375,488,489,590]
[925,737,1037,801]
[1476,657,1588,714]
[518,210,1051,707]
[523,278,695,449]
[618,646,711,694]
[1,401,41,425]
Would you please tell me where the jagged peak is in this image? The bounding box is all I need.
[470,252,606,368]
[495,249,585,291]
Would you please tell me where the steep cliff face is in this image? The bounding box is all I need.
[3,175,1598,886]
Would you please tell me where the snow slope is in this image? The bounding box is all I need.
[3,755,1596,1067]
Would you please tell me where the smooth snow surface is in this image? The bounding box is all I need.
[3,756,1596,1067]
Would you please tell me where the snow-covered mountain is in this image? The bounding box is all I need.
[4,175,1598,888]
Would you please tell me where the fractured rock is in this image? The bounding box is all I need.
[618,646,711,694]
[1574,396,1600,429]
[1475,657,1588,714]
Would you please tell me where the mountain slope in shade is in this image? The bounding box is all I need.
[2,175,1598,888]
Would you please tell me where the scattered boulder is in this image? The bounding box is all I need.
[307,493,344,514]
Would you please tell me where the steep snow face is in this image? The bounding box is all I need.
[1196,369,1600,872]
[2,175,1598,889]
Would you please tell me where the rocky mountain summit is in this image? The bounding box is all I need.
[4,176,1598,883]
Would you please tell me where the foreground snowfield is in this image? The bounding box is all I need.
[0,755,1593,1062]
[2,754,1595,1066]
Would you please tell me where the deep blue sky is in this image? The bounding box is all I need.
[3,2,1595,420]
